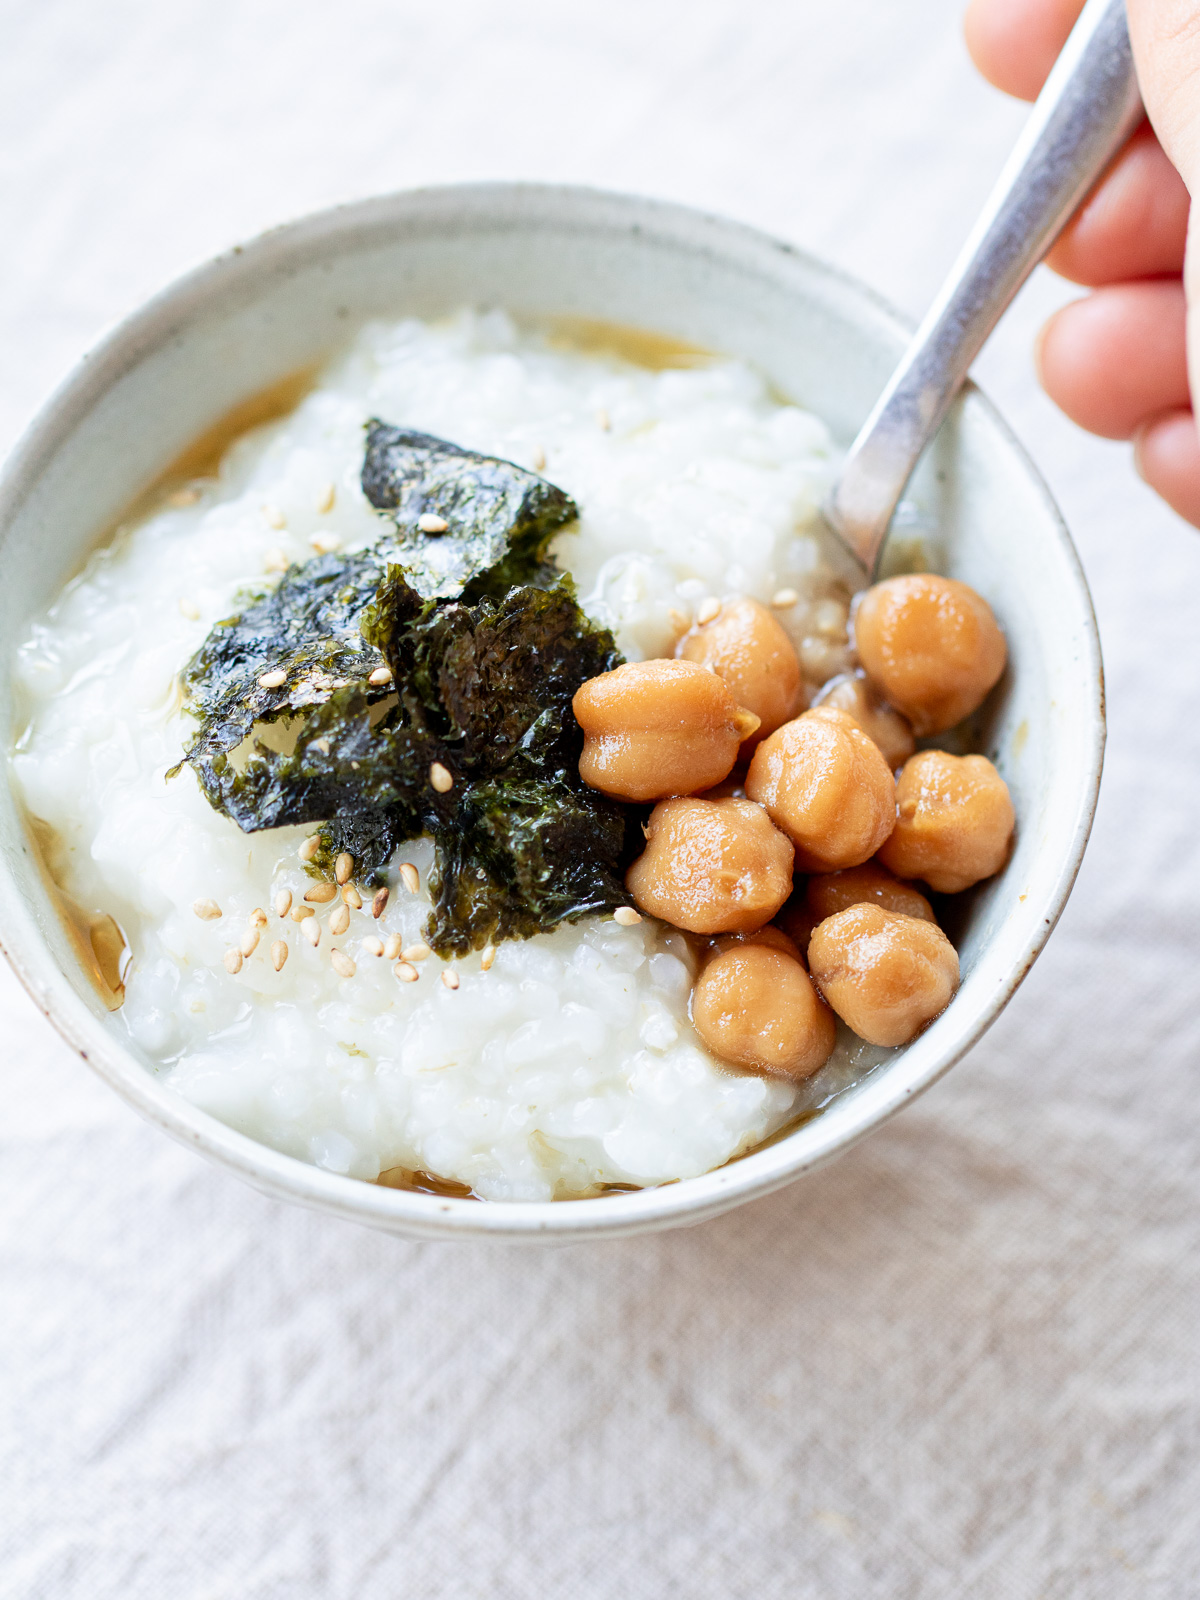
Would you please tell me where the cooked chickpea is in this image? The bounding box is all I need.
[808,903,959,1046]
[806,861,935,925]
[709,924,802,961]
[625,797,793,934]
[878,750,1015,894]
[744,706,896,873]
[676,597,804,742]
[853,574,1007,736]
[574,659,759,802]
[692,944,836,1080]
[811,671,914,769]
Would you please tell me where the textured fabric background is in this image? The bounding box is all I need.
[2,2,1199,1595]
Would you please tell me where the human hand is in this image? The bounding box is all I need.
[964,0,1200,525]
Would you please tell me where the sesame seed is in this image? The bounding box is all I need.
[290,905,314,922]
[240,927,260,957]
[331,950,356,979]
[274,889,293,918]
[334,851,353,885]
[317,483,336,514]
[264,504,286,529]
[384,933,403,960]
[401,942,431,963]
[367,666,394,686]
[614,906,642,926]
[258,669,287,690]
[342,884,363,910]
[329,904,350,936]
[417,512,449,533]
[596,408,611,431]
[429,762,453,794]
[371,887,389,919]
[168,487,200,508]
[441,969,460,991]
[697,598,721,626]
[192,898,222,921]
[271,940,288,972]
[178,598,200,620]
[223,949,243,975]
[480,944,497,972]
[399,863,420,895]
[304,883,337,904]
[532,447,546,471]
[771,587,799,609]
[302,918,321,947]
[310,531,342,555]
[264,548,289,574]
[251,907,268,927]
[299,836,322,862]
[361,936,384,958]
[394,961,418,983]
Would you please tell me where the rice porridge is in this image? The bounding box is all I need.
[11,311,897,1201]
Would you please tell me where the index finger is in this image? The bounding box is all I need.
[964,0,1087,101]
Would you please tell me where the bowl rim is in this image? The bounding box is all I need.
[0,180,1105,1240]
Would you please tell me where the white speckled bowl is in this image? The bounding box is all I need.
[0,184,1103,1240]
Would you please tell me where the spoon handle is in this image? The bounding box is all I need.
[827,0,1143,573]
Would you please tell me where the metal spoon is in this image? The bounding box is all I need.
[826,0,1143,574]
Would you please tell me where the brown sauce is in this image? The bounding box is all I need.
[24,819,130,1011]
[540,315,712,371]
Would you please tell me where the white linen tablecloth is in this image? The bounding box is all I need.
[2,1,1199,1594]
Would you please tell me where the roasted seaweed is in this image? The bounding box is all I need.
[177,430,633,955]
[361,421,577,601]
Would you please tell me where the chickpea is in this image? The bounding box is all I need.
[574,659,760,802]
[677,597,804,742]
[744,706,896,873]
[625,797,793,934]
[692,944,837,1081]
[811,671,914,769]
[853,574,1007,736]
[806,861,935,925]
[878,750,1015,894]
[808,903,959,1047]
[709,924,802,962]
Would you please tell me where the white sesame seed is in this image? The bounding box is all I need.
[331,950,356,979]
[263,504,286,529]
[264,547,289,574]
[532,447,546,471]
[290,905,314,922]
[480,944,497,972]
[371,887,389,919]
[429,762,453,794]
[384,933,403,961]
[401,942,431,963]
[334,851,353,885]
[310,531,342,555]
[441,969,460,991]
[223,949,243,975]
[596,408,611,431]
[771,587,800,609]
[399,863,420,895]
[274,889,292,918]
[271,940,288,972]
[258,669,287,690]
[329,903,350,936]
[168,486,200,508]
[304,883,337,904]
[299,836,322,862]
[317,483,336,514]
[696,598,721,626]
[394,961,418,983]
[240,927,260,957]
[302,918,321,948]
[614,906,642,926]
[178,598,200,620]
[343,885,363,911]
[192,898,222,921]
[251,907,268,927]
[361,936,384,958]
[367,666,394,686]
[417,512,449,533]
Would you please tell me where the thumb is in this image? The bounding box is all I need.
[1127,1,1200,408]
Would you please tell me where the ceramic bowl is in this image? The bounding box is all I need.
[0,183,1103,1240]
